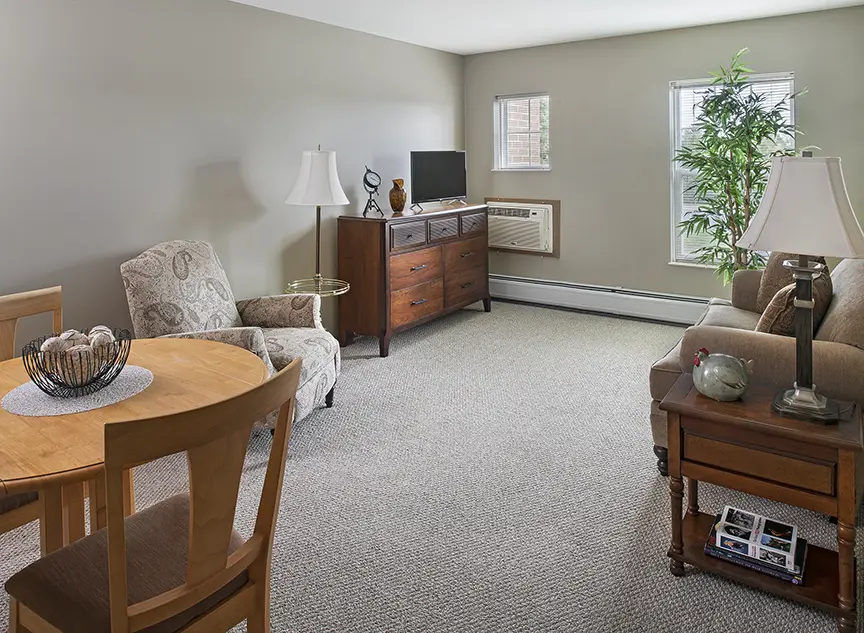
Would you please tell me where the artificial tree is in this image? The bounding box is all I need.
[675,48,805,283]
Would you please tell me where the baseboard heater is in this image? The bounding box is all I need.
[489,274,709,326]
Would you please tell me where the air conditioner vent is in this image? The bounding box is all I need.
[488,206,532,219]
[486,200,555,255]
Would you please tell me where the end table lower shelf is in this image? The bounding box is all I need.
[670,511,848,617]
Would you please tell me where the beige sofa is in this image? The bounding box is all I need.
[649,258,864,475]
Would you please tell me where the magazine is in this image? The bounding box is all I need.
[714,505,798,572]
[705,514,808,585]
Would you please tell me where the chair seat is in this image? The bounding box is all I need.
[6,494,247,633]
[263,327,339,385]
[0,491,38,515]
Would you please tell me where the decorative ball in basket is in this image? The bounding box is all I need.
[22,326,132,398]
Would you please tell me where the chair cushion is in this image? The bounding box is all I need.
[0,491,38,515]
[263,327,339,386]
[5,494,247,633]
[120,240,243,339]
[816,258,864,351]
[756,271,833,336]
[757,252,827,313]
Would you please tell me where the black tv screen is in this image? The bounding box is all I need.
[410,151,467,204]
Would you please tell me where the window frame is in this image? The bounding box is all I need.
[493,92,551,172]
[668,72,795,265]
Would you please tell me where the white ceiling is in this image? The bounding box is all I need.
[231,0,863,55]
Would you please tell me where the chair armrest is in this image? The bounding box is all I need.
[730,269,763,313]
[679,325,864,403]
[158,327,275,376]
[236,294,322,329]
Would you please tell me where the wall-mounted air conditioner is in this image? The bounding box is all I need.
[486,199,558,256]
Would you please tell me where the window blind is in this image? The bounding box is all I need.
[670,74,795,263]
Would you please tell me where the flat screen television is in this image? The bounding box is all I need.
[410,151,467,204]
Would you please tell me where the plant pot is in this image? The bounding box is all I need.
[389,179,407,214]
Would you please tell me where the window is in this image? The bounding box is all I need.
[494,93,550,170]
[669,73,795,263]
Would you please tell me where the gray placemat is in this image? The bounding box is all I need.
[1,365,154,417]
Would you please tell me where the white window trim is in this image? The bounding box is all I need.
[668,72,795,265]
[493,92,551,172]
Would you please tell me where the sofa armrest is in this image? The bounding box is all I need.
[679,325,864,403]
[236,294,322,330]
[731,269,763,313]
[159,327,275,376]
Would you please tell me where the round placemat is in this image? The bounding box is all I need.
[1,365,154,417]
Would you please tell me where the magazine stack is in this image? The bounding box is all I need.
[704,505,808,584]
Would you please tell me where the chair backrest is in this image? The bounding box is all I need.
[0,287,63,361]
[103,357,302,633]
[119,240,243,339]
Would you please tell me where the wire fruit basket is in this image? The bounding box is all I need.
[22,328,132,398]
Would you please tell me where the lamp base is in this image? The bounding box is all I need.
[772,383,839,424]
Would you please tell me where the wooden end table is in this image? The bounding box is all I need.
[660,374,862,633]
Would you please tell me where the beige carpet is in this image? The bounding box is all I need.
[0,302,859,632]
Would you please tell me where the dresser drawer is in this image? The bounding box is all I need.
[460,212,487,236]
[445,266,487,308]
[428,216,459,243]
[390,279,444,328]
[443,236,487,274]
[683,433,835,496]
[390,221,427,252]
[390,246,442,291]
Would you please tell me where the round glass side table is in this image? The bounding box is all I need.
[285,274,350,298]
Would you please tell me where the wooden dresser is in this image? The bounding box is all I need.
[337,203,491,357]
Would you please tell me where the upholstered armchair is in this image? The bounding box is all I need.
[120,240,340,426]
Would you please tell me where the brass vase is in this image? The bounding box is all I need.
[389,179,407,214]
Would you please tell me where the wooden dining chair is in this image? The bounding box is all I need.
[5,357,303,633]
[0,286,63,539]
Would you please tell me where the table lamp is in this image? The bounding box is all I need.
[284,147,351,297]
[738,152,864,422]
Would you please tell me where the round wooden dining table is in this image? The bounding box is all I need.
[0,338,269,555]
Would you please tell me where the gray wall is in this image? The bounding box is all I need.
[465,7,864,299]
[0,0,463,344]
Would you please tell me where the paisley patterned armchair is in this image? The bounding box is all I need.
[120,240,340,426]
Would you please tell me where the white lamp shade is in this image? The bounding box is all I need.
[285,150,349,206]
[738,156,864,258]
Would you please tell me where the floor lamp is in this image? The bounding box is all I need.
[738,154,864,422]
[285,147,351,297]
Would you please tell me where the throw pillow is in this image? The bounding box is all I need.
[757,252,828,314]
[755,269,833,336]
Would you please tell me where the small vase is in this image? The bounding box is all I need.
[389,179,407,214]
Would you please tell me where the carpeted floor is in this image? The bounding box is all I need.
[0,301,860,632]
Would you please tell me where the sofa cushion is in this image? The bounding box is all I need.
[263,327,339,386]
[816,259,864,351]
[757,252,827,313]
[5,494,247,633]
[120,241,243,339]
[756,270,833,336]
[697,303,761,331]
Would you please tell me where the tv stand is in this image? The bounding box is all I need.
[443,198,468,206]
[410,202,424,211]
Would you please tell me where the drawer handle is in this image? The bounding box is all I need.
[461,251,473,258]
[411,264,427,271]
[406,234,413,239]
[411,298,428,306]
[461,282,474,289]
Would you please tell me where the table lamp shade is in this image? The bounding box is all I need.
[285,150,349,206]
[738,156,864,258]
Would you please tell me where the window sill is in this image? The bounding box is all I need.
[491,168,552,173]
[668,260,715,270]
